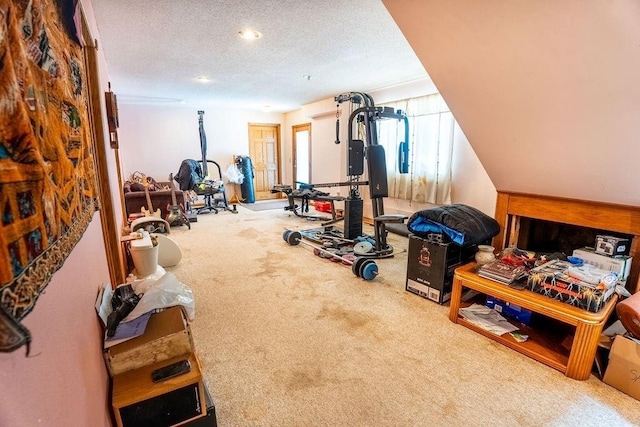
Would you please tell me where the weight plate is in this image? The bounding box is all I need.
[353,241,373,255]
[358,259,372,278]
[352,257,368,277]
[282,230,291,242]
[320,248,338,259]
[287,231,301,246]
[341,254,356,266]
[360,260,378,281]
[313,248,321,257]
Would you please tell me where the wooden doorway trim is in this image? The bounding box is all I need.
[81,17,127,286]
[292,123,312,186]
[248,123,282,200]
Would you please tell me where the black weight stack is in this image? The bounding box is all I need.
[343,198,363,240]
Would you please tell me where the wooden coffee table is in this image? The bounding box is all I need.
[449,263,618,380]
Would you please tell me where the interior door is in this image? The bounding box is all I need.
[248,124,281,200]
[292,123,311,186]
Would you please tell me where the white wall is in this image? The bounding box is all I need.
[282,110,302,185]
[284,104,347,187]
[117,104,285,188]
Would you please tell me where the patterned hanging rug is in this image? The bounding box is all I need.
[0,0,97,355]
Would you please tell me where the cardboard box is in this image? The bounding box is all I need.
[572,247,632,280]
[406,278,452,304]
[529,278,615,312]
[603,335,640,401]
[104,306,194,376]
[405,234,477,304]
[527,260,615,313]
[485,295,533,325]
[595,235,630,257]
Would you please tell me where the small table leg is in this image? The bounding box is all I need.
[566,321,604,380]
[449,275,463,323]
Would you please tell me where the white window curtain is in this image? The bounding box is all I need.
[378,93,454,205]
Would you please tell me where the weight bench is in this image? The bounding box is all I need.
[363,145,408,256]
[373,214,407,252]
[271,184,345,226]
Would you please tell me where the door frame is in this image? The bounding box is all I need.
[82,12,126,286]
[292,123,312,187]
[248,123,282,200]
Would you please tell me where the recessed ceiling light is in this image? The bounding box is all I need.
[302,75,312,81]
[239,29,261,40]
[196,76,210,83]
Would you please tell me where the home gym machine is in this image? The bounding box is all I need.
[283,92,409,275]
[333,91,409,257]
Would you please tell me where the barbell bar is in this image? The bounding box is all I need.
[282,230,378,281]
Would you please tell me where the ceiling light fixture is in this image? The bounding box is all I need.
[262,105,272,112]
[238,29,262,40]
[196,76,210,83]
[303,75,312,81]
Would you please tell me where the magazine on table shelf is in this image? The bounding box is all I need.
[477,259,528,284]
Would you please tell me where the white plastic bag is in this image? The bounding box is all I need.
[124,271,196,321]
[224,163,244,184]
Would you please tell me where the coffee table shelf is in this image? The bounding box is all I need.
[449,263,617,380]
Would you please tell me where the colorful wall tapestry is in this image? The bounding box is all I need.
[0,0,97,354]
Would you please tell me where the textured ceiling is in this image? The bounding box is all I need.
[90,0,429,112]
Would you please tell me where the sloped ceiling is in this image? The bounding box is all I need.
[383,0,640,207]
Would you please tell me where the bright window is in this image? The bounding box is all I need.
[378,93,454,204]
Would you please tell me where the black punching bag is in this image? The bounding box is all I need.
[236,156,255,203]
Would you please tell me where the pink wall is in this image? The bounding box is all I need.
[384,0,640,207]
[0,214,112,427]
[0,2,118,425]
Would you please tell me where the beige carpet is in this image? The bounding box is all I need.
[240,200,290,211]
[166,206,640,426]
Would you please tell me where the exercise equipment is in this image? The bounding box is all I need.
[175,159,235,214]
[398,116,410,174]
[334,92,409,254]
[198,110,209,176]
[283,230,378,281]
[236,155,255,203]
[174,111,237,214]
[271,183,351,225]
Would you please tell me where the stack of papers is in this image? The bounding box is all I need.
[104,311,152,348]
[477,260,527,284]
[459,304,519,336]
[95,282,152,348]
